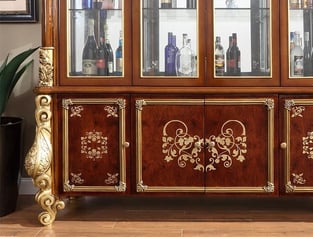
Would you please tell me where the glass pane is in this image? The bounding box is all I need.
[214,0,271,77]
[141,0,198,77]
[289,1,313,77]
[68,0,123,77]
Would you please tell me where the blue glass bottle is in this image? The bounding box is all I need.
[165,32,177,76]
[83,0,93,9]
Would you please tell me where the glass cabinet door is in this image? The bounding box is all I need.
[212,0,279,86]
[134,0,205,86]
[214,0,271,77]
[288,1,313,78]
[59,0,131,85]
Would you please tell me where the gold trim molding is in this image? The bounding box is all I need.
[63,98,128,192]
[25,95,65,226]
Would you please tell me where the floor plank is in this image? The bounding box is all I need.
[1,195,313,236]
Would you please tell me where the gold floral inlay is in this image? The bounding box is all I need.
[162,119,247,173]
[70,173,85,185]
[292,173,306,185]
[105,173,119,185]
[104,106,118,118]
[291,106,305,118]
[303,132,313,159]
[70,106,84,117]
[81,130,108,161]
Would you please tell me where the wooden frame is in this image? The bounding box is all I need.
[0,0,37,23]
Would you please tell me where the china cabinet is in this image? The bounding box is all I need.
[24,0,313,225]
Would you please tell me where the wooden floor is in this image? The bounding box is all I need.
[1,195,313,236]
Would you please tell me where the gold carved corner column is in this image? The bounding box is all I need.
[25,47,64,226]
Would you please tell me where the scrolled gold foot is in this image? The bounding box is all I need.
[25,94,64,226]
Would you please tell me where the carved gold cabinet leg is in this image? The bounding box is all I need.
[25,95,65,226]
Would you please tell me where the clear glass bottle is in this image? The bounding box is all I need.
[175,33,194,76]
[115,30,123,76]
[215,36,225,76]
[290,31,304,76]
[165,32,177,76]
[82,18,98,76]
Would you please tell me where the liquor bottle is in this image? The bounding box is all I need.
[290,31,304,76]
[96,29,108,76]
[228,33,241,75]
[215,36,225,76]
[187,0,196,8]
[115,30,123,76]
[161,0,172,9]
[226,36,233,74]
[82,18,98,76]
[105,36,114,75]
[165,32,177,76]
[303,32,312,76]
[175,33,194,76]
[186,38,196,76]
[290,32,295,53]
[82,0,93,9]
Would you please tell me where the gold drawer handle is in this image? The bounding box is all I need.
[123,142,130,148]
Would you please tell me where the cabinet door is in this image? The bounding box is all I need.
[204,97,276,194]
[135,98,205,192]
[282,98,313,193]
[58,0,132,85]
[61,97,128,193]
[133,0,206,86]
[211,0,280,86]
[281,1,313,86]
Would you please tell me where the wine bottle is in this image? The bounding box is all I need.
[105,36,114,75]
[115,30,123,76]
[290,31,304,76]
[215,36,225,76]
[165,32,177,76]
[96,29,108,76]
[82,18,98,76]
[161,0,172,9]
[175,33,194,76]
[303,32,312,76]
[228,33,241,75]
[226,36,232,74]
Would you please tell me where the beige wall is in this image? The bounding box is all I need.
[0,12,42,177]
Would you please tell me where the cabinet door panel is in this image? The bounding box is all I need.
[62,98,127,193]
[204,98,276,193]
[283,98,313,193]
[135,98,205,192]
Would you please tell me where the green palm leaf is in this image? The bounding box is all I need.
[0,47,38,121]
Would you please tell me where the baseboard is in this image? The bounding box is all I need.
[19,178,37,195]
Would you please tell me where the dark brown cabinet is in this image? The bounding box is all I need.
[24,0,313,226]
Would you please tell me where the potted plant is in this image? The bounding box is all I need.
[0,47,38,216]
